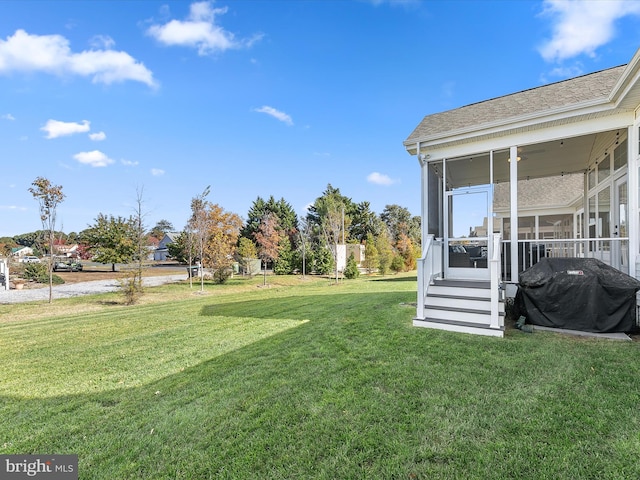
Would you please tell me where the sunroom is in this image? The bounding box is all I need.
[404,47,640,337]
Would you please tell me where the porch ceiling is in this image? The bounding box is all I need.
[442,131,603,188]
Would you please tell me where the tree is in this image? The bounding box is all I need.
[149,219,174,240]
[380,204,412,243]
[167,231,196,264]
[203,204,242,284]
[236,237,258,276]
[189,186,211,292]
[241,196,299,247]
[254,212,280,286]
[363,233,379,274]
[350,201,382,242]
[28,177,65,303]
[130,187,149,300]
[344,253,360,279]
[273,236,294,275]
[320,198,346,283]
[296,216,312,278]
[375,229,393,276]
[82,214,137,272]
[396,232,417,271]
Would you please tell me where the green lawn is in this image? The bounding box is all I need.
[1,273,640,479]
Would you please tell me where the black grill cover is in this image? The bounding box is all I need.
[516,257,640,333]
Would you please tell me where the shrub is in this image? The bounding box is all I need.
[390,255,405,274]
[344,253,360,279]
[212,268,232,284]
[118,271,143,305]
[22,262,64,284]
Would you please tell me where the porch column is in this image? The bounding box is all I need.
[419,147,428,252]
[629,124,640,279]
[509,145,518,281]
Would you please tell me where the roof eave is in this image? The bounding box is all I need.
[403,98,617,154]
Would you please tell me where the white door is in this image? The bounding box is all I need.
[444,186,491,280]
[613,177,629,273]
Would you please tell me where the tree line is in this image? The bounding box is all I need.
[4,181,421,288]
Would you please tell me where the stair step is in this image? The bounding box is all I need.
[433,279,491,289]
[413,317,504,337]
[428,284,491,299]
[424,306,491,324]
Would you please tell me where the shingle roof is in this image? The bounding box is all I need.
[405,65,626,145]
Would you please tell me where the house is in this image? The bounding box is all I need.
[154,232,180,261]
[11,246,33,258]
[404,47,640,337]
[53,243,79,258]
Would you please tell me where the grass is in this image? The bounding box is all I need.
[1,272,640,479]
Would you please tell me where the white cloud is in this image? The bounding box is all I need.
[121,159,139,166]
[2,113,15,120]
[254,105,293,126]
[42,119,90,139]
[89,35,115,49]
[367,172,398,186]
[151,168,165,176]
[147,1,263,56]
[89,131,106,141]
[0,29,156,87]
[73,150,114,167]
[0,205,27,211]
[538,0,640,62]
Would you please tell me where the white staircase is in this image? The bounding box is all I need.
[414,278,505,337]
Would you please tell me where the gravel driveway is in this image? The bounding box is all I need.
[0,274,187,304]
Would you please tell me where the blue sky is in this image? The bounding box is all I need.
[2,0,640,237]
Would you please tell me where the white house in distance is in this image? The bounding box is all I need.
[404,46,640,337]
[154,232,179,261]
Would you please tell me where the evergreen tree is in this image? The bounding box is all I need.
[363,233,379,274]
[344,253,360,279]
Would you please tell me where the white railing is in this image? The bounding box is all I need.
[489,234,502,330]
[417,235,443,319]
[500,237,629,282]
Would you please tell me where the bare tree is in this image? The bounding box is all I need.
[321,200,345,284]
[132,186,148,298]
[189,186,211,292]
[28,177,65,303]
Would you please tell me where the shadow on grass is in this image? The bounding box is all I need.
[2,286,639,479]
[373,275,417,283]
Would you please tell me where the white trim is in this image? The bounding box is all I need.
[509,145,518,280]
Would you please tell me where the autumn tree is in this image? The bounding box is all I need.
[189,186,211,292]
[236,237,258,276]
[28,177,65,303]
[203,203,242,284]
[254,212,280,286]
[81,214,137,272]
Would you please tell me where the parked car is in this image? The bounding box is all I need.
[19,256,41,263]
[53,260,83,272]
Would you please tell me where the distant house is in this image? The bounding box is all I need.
[11,246,33,258]
[53,243,79,258]
[154,232,180,261]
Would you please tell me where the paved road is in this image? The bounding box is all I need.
[0,274,187,304]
